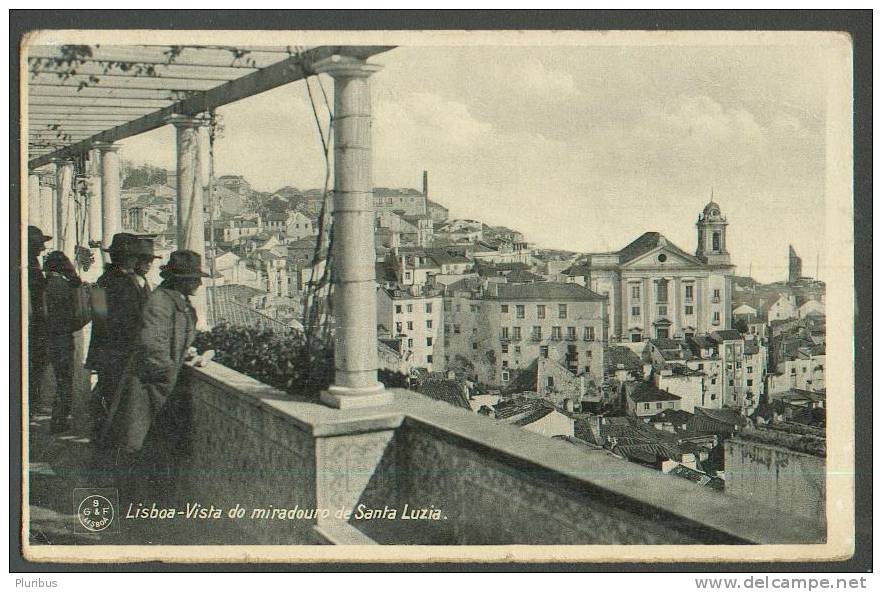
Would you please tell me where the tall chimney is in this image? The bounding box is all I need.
[422,170,428,197]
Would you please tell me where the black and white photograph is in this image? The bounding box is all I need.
[15,24,858,565]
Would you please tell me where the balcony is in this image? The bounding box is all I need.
[27,360,824,554]
[186,363,824,546]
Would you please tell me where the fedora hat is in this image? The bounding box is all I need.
[160,250,210,279]
[28,225,52,244]
[102,232,137,254]
[129,234,161,259]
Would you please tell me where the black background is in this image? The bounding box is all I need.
[9,9,873,574]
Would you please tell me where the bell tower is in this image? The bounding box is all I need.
[696,199,731,267]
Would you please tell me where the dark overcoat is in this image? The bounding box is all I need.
[102,286,197,452]
[85,267,151,372]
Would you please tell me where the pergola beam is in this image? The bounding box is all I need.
[29,45,394,169]
[28,74,221,91]
[30,98,173,108]
[28,45,295,69]
[30,86,184,100]
[29,69,238,82]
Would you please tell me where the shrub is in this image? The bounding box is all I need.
[193,323,409,399]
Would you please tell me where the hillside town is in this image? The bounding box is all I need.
[115,162,827,515]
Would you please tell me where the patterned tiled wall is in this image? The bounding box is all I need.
[178,373,320,544]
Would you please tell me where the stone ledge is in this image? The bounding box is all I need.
[185,364,826,545]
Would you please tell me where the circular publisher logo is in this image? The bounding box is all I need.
[77,494,114,532]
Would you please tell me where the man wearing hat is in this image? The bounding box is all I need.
[27,226,52,415]
[102,251,208,499]
[86,233,159,439]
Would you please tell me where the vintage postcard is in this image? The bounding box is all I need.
[18,28,855,564]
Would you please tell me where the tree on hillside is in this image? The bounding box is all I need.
[122,164,168,189]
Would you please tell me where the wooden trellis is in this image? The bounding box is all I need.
[26,44,393,167]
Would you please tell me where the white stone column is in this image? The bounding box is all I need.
[37,169,55,244]
[168,114,209,329]
[95,143,122,264]
[53,159,76,257]
[28,172,41,230]
[314,55,391,409]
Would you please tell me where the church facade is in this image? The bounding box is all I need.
[566,201,735,342]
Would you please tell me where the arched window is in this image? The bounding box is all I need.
[712,231,721,251]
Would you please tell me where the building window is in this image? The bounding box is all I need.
[472,343,478,350]
[407,304,413,313]
[406,321,413,331]
[728,379,734,386]
[425,303,432,314]
[405,272,412,281]
[501,344,509,353]
[395,305,402,314]
[631,285,641,300]
[747,379,753,387]
[552,326,562,340]
[567,326,577,341]
[512,327,521,340]
[631,332,642,343]
[426,337,433,347]
[697,363,704,370]
[426,320,433,329]
[711,378,717,385]
[736,361,742,369]
[546,376,554,388]
[643,403,650,411]
[532,326,542,341]
[656,279,668,303]
[656,403,663,410]
[502,360,509,369]
[685,305,694,316]
[713,311,721,324]
[658,305,668,317]
[501,304,509,313]
[583,326,595,341]
[712,231,721,251]
[559,304,568,319]
[632,306,641,317]
[540,346,549,358]
[516,305,525,319]
[454,324,461,334]
[685,284,694,300]
[408,338,413,348]
[395,322,402,333]
[537,305,546,319]
[515,346,521,354]
[713,288,721,300]
[502,327,510,339]
[427,355,433,364]
[502,371,510,382]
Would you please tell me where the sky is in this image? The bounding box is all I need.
[121,42,838,283]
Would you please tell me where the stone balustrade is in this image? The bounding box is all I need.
[173,361,826,547]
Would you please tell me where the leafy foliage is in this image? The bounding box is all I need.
[193,323,408,400]
[122,164,168,189]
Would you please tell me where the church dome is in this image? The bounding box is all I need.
[702,201,724,221]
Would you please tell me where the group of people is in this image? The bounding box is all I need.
[27,226,210,473]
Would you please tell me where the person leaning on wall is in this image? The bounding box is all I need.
[100,250,208,503]
[86,233,160,440]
